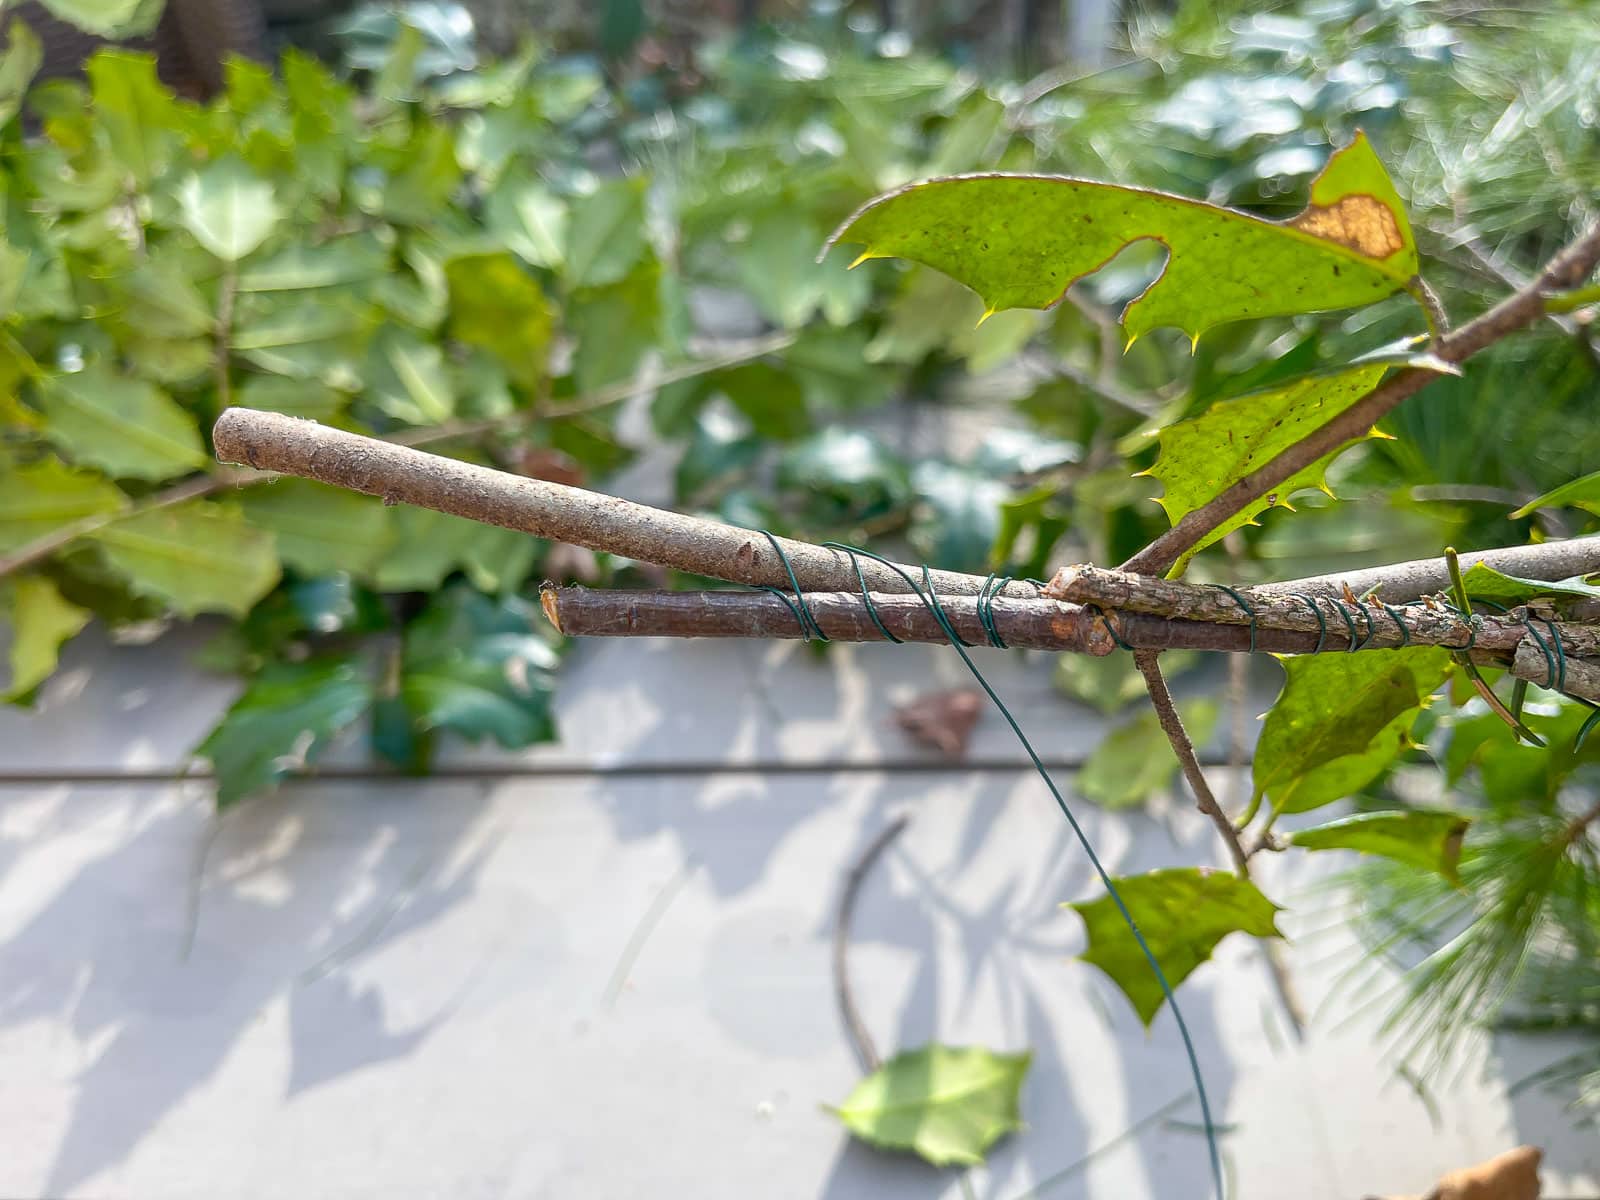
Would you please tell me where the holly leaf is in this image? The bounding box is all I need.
[563,175,648,289]
[486,164,567,269]
[1077,700,1218,810]
[177,159,282,262]
[366,505,540,595]
[828,1045,1030,1167]
[1068,868,1282,1025]
[444,252,554,387]
[2,575,91,702]
[397,586,560,749]
[1289,810,1470,885]
[240,480,395,577]
[1251,647,1452,815]
[0,19,42,129]
[1142,354,1450,572]
[238,234,390,292]
[90,500,281,617]
[197,656,373,806]
[365,325,455,424]
[34,0,165,37]
[86,51,179,185]
[37,365,207,481]
[1459,563,1600,606]
[0,457,125,553]
[829,132,1418,341]
[1510,469,1600,518]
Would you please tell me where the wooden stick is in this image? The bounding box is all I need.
[212,409,1043,601]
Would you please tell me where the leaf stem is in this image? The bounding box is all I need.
[1544,281,1600,314]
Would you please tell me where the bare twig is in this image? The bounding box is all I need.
[834,815,910,1073]
[1121,223,1600,577]
[1132,651,1249,874]
[0,339,789,583]
[215,409,1045,600]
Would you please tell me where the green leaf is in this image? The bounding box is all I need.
[37,365,207,481]
[567,262,663,392]
[36,0,165,37]
[1289,810,1470,885]
[240,480,395,577]
[486,166,568,269]
[366,326,455,424]
[3,575,90,702]
[1077,700,1219,810]
[86,51,178,185]
[237,234,390,292]
[112,256,216,339]
[909,461,1009,574]
[234,375,349,423]
[830,133,1418,342]
[90,500,280,617]
[0,18,42,129]
[366,505,539,595]
[177,159,282,262]
[444,252,554,387]
[1459,562,1600,606]
[1068,868,1282,1025]
[736,212,831,329]
[716,360,808,441]
[1251,648,1452,815]
[197,657,373,806]
[563,175,648,289]
[1143,357,1447,572]
[0,458,126,553]
[828,1045,1030,1167]
[1511,469,1600,518]
[398,587,559,749]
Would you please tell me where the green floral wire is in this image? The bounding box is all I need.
[1352,594,1381,650]
[1209,584,1258,653]
[784,537,1227,1200]
[977,574,1012,649]
[1380,602,1413,648]
[761,532,828,643]
[1295,594,1328,654]
[1331,598,1360,652]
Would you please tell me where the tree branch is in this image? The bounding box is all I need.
[0,338,789,583]
[213,409,1045,600]
[1120,224,1600,577]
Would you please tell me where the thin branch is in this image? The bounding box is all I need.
[1252,535,1600,604]
[1133,649,1306,1040]
[0,339,786,583]
[214,409,1045,600]
[1132,652,1249,874]
[1120,223,1600,577]
[833,815,910,1073]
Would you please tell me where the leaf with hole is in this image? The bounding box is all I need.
[1068,868,1282,1025]
[1289,810,1470,885]
[1251,647,1452,815]
[197,656,373,806]
[828,1045,1030,1167]
[829,133,1418,341]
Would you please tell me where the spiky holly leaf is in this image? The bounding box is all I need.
[1068,868,1282,1025]
[89,500,280,617]
[828,1045,1030,1167]
[1142,351,1452,573]
[0,457,125,553]
[197,656,373,806]
[37,365,207,482]
[1289,810,1470,885]
[828,133,1418,342]
[1077,700,1218,810]
[1459,563,1600,606]
[1251,648,1453,815]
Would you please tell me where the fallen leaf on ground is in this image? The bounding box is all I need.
[1366,1145,1542,1200]
[894,688,982,757]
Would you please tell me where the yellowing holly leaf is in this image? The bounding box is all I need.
[829,1045,1030,1167]
[2,575,90,702]
[1068,868,1282,1026]
[828,132,1418,342]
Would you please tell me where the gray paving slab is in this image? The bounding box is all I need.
[0,776,1595,1200]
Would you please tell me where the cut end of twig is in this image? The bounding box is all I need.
[212,407,317,471]
[1041,564,1091,601]
[539,584,564,634]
